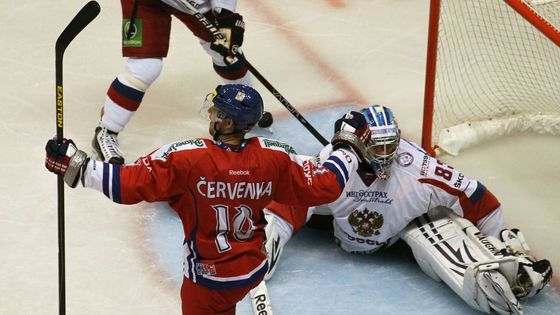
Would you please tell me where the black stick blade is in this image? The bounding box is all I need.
[55,1,101,58]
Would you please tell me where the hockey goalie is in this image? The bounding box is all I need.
[262,105,553,314]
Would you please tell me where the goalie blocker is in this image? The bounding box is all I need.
[402,207,552,315]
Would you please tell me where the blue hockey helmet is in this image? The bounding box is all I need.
[360,104,401,179]
[209,84,264,132]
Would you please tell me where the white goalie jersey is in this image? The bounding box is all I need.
[311,139,503,254]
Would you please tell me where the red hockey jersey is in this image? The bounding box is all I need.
[83,137,357,289]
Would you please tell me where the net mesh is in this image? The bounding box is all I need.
[430,0,560,154]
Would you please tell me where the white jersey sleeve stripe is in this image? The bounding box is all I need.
[83,160,122,203]
[322,149,360,189]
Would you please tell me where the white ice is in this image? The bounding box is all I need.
[1,1,559,314]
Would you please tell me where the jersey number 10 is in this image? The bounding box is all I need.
[213,204,256,252]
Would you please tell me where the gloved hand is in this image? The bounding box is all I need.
[331,111,372,162]
[45,138,88,188]
[500,229,553,299]
[210,8,245,58]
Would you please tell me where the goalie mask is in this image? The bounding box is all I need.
[201,84,264,134]
[360,105,400,179]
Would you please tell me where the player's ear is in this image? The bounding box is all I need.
[223,117,236,132]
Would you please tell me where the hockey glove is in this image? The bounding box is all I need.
[45,138,88,188]
[331,111,371,162]
[500,229,553,299]
[210,8,245,59]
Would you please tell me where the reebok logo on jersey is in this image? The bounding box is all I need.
[229,169,250,176]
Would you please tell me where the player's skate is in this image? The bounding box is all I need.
[92,124,124,165]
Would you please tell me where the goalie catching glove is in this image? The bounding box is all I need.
[499,229,553,300]
[332,111,371,162]
[210,8,245,60]
[45,138,88,188]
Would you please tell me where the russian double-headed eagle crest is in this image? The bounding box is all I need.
[348,208,384,237]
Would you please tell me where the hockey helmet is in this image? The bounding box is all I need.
[207,84,264,132]
[360,104,400,179]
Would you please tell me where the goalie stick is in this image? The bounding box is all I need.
[54,2,100,314]
[176,0,329,146]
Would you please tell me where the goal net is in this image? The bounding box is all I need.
[421,0,560,156]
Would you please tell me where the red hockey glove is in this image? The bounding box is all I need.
[45,138,88,188]
[210,8,245,58]
[331,111,371,162]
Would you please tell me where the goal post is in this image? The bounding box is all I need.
[421,0,560,156]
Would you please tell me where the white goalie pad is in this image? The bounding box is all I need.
[401,207,523,314]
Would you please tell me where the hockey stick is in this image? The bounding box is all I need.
[55,2,100,314]
[250,280,274,315]
[176,0,329,146]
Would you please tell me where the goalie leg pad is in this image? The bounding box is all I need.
[401,207,523,314]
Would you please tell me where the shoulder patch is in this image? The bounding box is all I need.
[397,151,414,167]
[152,139,207,160]
[258,137,298,155]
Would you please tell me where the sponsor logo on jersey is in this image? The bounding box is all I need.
[156,139,206,160]
[141,156,152,172]
[197,177,272,200]
[342,150,353,163]
[313,164,329,176]
[123,19,143,47]
[348,208,384,237]
[262,139,297,154]
[345,190,393,204]
[195,262,216,276]
[420,154,430,176]
[453,173,465,188]
[303,160,313,185]
[339,230,391,250]
[229,169,250,176]
[397,152,414,167]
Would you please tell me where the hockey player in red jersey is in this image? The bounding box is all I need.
[263,104,553,314]
[45,84,371,315]
[92,0,273,165]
